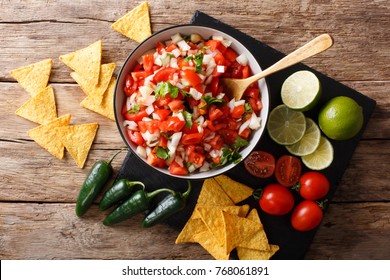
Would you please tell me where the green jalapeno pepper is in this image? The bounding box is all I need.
[99,179,145,211]
[102,186,175,226]
[141,181,191,228]
[75,149,124,217]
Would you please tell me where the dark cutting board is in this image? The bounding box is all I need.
[115,11,376,259]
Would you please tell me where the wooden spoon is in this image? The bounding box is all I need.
[221,34,334,101]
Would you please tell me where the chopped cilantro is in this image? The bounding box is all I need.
[182,111,193,129]
[156,146,170,160]
[219,148,242,166]
[128,104,140,114]
[231,136,249,149]
[201,95,224,109]
[155,81,179,99]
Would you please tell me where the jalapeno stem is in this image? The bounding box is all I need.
[146,188,176,200]
[107,148,128,165]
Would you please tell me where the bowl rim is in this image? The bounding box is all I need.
[114,24,271,180]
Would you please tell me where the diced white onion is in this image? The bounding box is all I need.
[189,87,202,100]
[187,164,198,173]
[170,57,179,69]
[236,53,249,66]
[204,75,213,85]
[177,40,191,51]
[235,100,245,107]
[168,132,182,158]
[141,130,160,147]
[210,149,222,158]
[175,156,184,167]
[197,125,204,134]
[228,98,235,112]
[202,54,213,65]
[216,93,225,100]
[212,35,224,41]
[203,143,211,152]
[152,113,160,120]
[171,33,183,44]
[126,94,137,111]
[239,118,251,135]
[249,113,262,130]
[145,104,154,115]
[123,121,138,131]
[139,85,154,97]
[195,115,205,126]
[222,39,232,48]
[199,161,210,172]
[171,48,181,58]
[136,146,147,159]
[204,131,216,142]
[216,65,225,73]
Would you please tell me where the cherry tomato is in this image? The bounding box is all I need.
[259,184,294,215]
[244,151,275,178]
[291,200,323,231]
[275,155,302,187]
[298,171,330,200]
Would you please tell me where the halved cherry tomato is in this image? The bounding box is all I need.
[244,151,275,178]
[291,200,323,231]
[298,171,330,201]
[275,155,302,187]
[259,184,294,216]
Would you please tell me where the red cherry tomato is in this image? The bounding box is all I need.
[259,184,294,215]
[298,171,330,200]
[275,155,302,187]
[291,200,323,231]
[244,151,275,178]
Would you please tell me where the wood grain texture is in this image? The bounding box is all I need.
[0,0,389,260]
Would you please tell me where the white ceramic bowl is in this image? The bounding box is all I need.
[114,24,270,179]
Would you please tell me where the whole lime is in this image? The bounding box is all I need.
[318,96,364,140]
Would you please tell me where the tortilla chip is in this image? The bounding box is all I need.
[197,206,226,247]
[27,114,71,159]
[175,218,208,244]
[15,85,57,124]
[193,231,230,260]
[80,76,116,120]
[59,40,102,86]
[111,1,152,43]
[223,212,262,253]
[237,244,279,260]
[56,123,98,168]
[71,62,115,103]
[213,175,253,204]
[9,58,52,97]
[197,178,234,207]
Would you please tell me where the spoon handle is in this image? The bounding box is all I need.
[246,34,334,84]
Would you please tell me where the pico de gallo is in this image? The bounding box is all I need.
[122,32,263,175]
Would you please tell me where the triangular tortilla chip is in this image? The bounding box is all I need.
[213,175,253,204]
[191,205,249,219]
[193,230,230,260]
[80,76,116,120]
[9,58,52,97]
[57,123,98,168]
[175,218,208,244]
[197,206,226,248]
[15,85,57,124]
[111,1,152,43]
[71,62,115,103]
[27,114,71,159]
[59,40,102,86]
[237,244,279,260]
[197,178,234,207]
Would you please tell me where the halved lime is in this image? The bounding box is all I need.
[281,70,321,111]
[286,117,321,156]
[302,136,334,170]
[267,104,306,145]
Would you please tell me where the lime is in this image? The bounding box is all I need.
[286,117,321,156]
[267,104,306,145]
[281,70,321,111]
[318,96,364,140]
[302,136,334,170]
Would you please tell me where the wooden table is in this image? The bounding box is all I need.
[1,0,389,260]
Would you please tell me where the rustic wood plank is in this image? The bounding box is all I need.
[0,0,389,83]
[306,202,390,259]
[1,202,388,260]
[0,203,211,260]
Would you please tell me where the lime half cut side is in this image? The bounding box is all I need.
[281,70,321,111]
[267,104,306,145]
[302,135,334,170]
[286,117,321,156]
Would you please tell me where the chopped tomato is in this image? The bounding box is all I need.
[224,48,238,62]
[181,133,203,145]
[131,71,151,81]
[239,128,251,139]
[162,116,185,132]
[147,152,166,168]
[168,99,185,112]
[249,97,263,113]
[231,105,245,119]
[153,108,171,121]
[153,67,178,83]
[122,105,148,122]
[188,152,206,166]
[204,40,227,53]
[182,69,202,86]
[124,75,138,97]
[142,54,155,72]
[127,130,145,146]
[209,105,224,121]
[169,160,188,175]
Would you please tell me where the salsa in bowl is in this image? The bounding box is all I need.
[114,25,269,179]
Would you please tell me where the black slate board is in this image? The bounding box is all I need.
[115,11,376,259]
